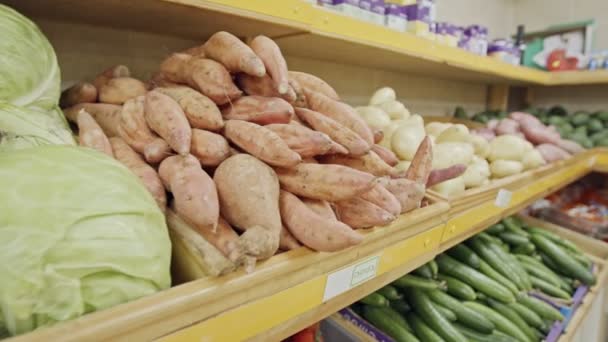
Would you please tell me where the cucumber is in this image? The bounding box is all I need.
[363,306,420,342]
[361,292,389,307]
[429,260,439,278]
[453,323,518,342]
[512,243,535,255]
[569,251,593,269]
[446,244,481,269]
[478,260,520,296]
[485,223,505,235]
[432,302,457,321]
[498,232,530,246]
[487,298,537,342]
[476,292,487,301]
[413,263,434,279]
[406,313,444,342]
[517,295,564,321]
[481,233,506,247]
[530,276,572,299]
[527,227,585,256]
[539,252,560,271]
[507,302,545,330]
[391,299,411,314]
[378,285,403,300]
[518,260,567,292]
[407,288,467,342]
[436,254,515,303]
[482,236,532,290]
[502,217,530,237]
[380,306,414,333]
[469,237,527,291]
[531,234,596,285]
[437,274,477,301]
[393,274,445,290]
[463,301,530,342]
[427,290,495,334]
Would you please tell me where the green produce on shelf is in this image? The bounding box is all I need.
[406,288,468,342]
[363,306,420,342]
[437,274,477,301]
[463,301,531,342]
[530,234,596,285]
[406,313,441,342]
[361,292,390,307]
[427,290,495,333]
[393,274,446,290]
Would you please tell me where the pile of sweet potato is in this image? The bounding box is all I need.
[62,31,456,273]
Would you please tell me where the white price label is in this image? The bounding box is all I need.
[323,256,380,302]
[495,189,512,208]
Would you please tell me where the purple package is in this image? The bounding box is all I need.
[385,3,406,18]
[339,308,395,342]
[405,0,434,24]
[385,3,407,31]
[359,0,371,11]
[371,0,385,14]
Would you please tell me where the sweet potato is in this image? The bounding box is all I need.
[196,217,240,259]
[556,139,585,154]
[77,110,113,157]
[279,225,301,251]
[221,96,293,125]
[378,178,425,213]
[224,120,301,168]
[295,108,369,156]
[288,71,339,100]
[426,164,467,187]
[148,72,179,88]
[275,163,376,201]
[60,82,98,108]
[191,129,230,166]
[249,35,289,94]
[236,74,297,103]
[265,123,335,158]
[405,136,433,184]
[144,90,192,155]
[334,197,395,229]
[159,155,219,231]
[373,129,384,144]
[520,121,561,145]
[319,152,397,177]
[93,65,130,90]
[159,53,242,105]
[360,183,401,217]
[109,137,166,212]
[371,144,399,166]
[214,154,282,259]
[536,143,571,162]
[117,96,172,163]
[181,44,206,57]
[280,191,362,251]
[156,86,223,131]
[203,31,266,77]
[98,77,147,105]
[64,103,122,137]
[302,198,337,220]
[289,78,308,108]
[306,91,374,145]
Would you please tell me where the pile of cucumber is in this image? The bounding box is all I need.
[351,216,595,342]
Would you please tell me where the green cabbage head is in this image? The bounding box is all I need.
[0,146,172,336]
[0,4,61,112]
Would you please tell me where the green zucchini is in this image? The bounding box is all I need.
[432,302,457,321]
[378,285,403,300]
[527,227,580,252]
[393,274,445,290]
[499,232,530,246]
[427,289,495,334]
[437,274,477,301]
[487,298,537,342]
[517,259,565,290]
[517,295,564,321]
[361,292,389,307]
[446,244,481,269]
[391,299,411,314]
[363,306,420,342]
[531,234,595,285]
[429,259,439,278]
[530,276,572,300]
[463,301,530,342]
[569,251,593,269]
[407,288,468,342]
[502,217,530,237]
[478,260,520,296]
[406,313,444,342]
[512,243,536,255]
[380,306,414,333]
[436,254,515,303]
[453,323,518,342]
[485,223,505,235]
[413,263,434,279]
[482,236,532,290]
[469,237,527,291]
[507,302,545,330]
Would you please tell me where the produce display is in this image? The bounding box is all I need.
[0,4,171,337]
[349,215,596,342]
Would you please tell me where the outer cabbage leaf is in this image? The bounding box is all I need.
[0,4,61,111]
[0,102,75,151]
[0,146,171,336]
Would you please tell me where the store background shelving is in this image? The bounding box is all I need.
[3,0,608,341]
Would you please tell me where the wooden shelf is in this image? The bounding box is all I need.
[5,0,608,86]
[8,150,606,342]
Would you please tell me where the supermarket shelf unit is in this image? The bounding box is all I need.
[5,0,608,86]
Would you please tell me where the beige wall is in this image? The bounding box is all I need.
[436,0,515,40]
[512,0,608,50]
